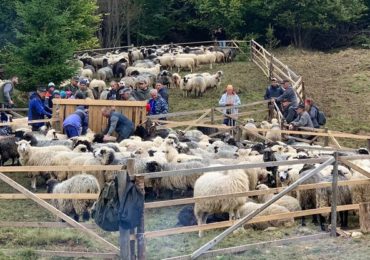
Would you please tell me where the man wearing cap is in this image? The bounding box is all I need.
[132,77,151,101]
[63,106,89,138]
[281,99,297,124]
[273,79,298,107]
[107,80,119,100]
[118,87,136,101]
[28,86,52,131]
[63,76,79,94]
[148,89,168,118]
[101,106,134,142]
[289,103,313,131]
[45,82,55,109]
[0,76,18,109]
[264,78,284,101]
[75,79,94,99]
[155,79,169,105]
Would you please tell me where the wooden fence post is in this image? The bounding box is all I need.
[136,175,146,260]
[249,40,253,61]
[330,152,338,237]
[127,159,137,260]
[269,55,274,79]
[210,108,215,125]
[118,166,131,260]
[324,128,329,147]
[301,80,306,101]
[367,139,370,153]
[359,202,370,233]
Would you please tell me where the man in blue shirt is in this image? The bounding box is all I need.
[63,106,89,138]
[274,79,298,107]
[148,89,168,118]
[28,86,52,131]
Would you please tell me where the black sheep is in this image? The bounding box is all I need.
[177,205,229,226]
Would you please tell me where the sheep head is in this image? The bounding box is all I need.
[72,139,93,152]
[45,178,60,193]
[146,161,163,172]
[278,169,291,182]
[16,140,31,155]
[73,144,88,153]
[93,147,115,165]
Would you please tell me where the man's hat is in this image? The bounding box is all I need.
[37,86,47,92]
[271,77,277,81]
[119,88,131,95]
[79,79,88,85]
[295,103,305,110]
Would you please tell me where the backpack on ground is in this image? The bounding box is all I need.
[119,173,144,229]
[92,177,120,231]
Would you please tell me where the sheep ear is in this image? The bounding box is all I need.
[15,141,20,145]
[27,141,31,144]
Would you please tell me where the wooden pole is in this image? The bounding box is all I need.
[136,175,146,260]
[367,139,370,153]
[190,157,335,259]
[126,159,137,260]
[324,128,329,147]
[118,167,131,260]
[359,202,370,233]
[210,108,215,125]
[330,152,339,237]
[301,80,306,101]
[269,55,274,79]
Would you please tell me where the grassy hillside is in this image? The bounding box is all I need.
[1,48,370,258]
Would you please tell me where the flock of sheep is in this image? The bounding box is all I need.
[1,118,370,234]
[72,44,232,98]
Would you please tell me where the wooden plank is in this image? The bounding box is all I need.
[53,98,147,107]
[156,120,231,130]
[184,109,211,132]
[0,193,98,200]
[0,165,122,173]
[142,157,329,179]
[0,172,120,254]
[0,249,118,259]
[0,118,59,127]
[164,233,330,260]
[359,202,370,233]
[328,131,342,149]
[339,158,370,178]
[147,109,210,119]
[331,152,339,236]
[0,221,98,229]
[145,204,359,239]
[190,157,335,259]
[252,59,269,77]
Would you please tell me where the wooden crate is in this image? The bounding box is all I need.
[52,99,147,133]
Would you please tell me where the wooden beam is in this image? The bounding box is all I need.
[163,233,330,260]
[339,158,370,178]
[145,204,359,239]
[0,172,120,254]
[0,165,122,173]
[359,202,370,233]
[0,221,98,229]
[0,249,118,259]
[0,118,59,127]
[328,130,342,149]
[190,157,335,259]
[0,193,98,200]
[53,98,147,107]
[184,109,211,132]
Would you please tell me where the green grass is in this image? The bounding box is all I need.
[2,48,370,258]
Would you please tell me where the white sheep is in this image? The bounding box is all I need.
[125,64,161,76]
[46,174,100,222]
[194,166,250,237]
[46,129,68,140]
[89,79,106,93]
[80,69,93,80]
[265,120,282,142]
[162,139,202,163]
[157,56,175,70]
[204,71,223,90]
[256,184,301,212]
[174,57,195,73]
[239,201,294,230]
[16,140,71,191]
[197,52,217,69]
[241,118,258,142]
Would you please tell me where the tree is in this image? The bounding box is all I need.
[3,0,100,91]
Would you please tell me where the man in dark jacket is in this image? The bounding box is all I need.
[63,106,89,138]
[148,89,168,117]
[132,77,151,101]
[264,77,284,107]
[274,79,298,107]
[28,86,52,131]
[107,81,119,100]
[281,99,297,124]
[101,107,134,142]
[155,79,169,105]
[289,103,313,129]
[0,76,18,108]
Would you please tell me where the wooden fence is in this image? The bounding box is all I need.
[52,99,147,134]
[1,153,370,259]
[250,40,304,101]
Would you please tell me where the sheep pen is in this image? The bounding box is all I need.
[1,44,370,260]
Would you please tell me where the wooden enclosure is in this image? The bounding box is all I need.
[52,99,147,134]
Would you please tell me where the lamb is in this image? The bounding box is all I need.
[46,174,100,222]
[277,165,303,198]
[256,184,301,212]
[174,57,195,73]
[241,118,258,142]
[162,139,202,163]
[239,201,294,230]
[196,52,217,69]
[177,205,229,226]
[16,140,71,191]
[0,136,19,166]
[193,166,250,237]
[187,75,207,97]
[171,73,181,88]
[156,56,175,70]
[265,120,282,142]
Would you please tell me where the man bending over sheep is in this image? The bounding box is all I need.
[63,106,89,138]
[28,86,52,131]
[101,106,134,142]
